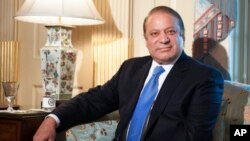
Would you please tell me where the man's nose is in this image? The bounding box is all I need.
[160,34,170,43]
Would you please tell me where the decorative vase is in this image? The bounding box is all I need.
[40,26,77,100]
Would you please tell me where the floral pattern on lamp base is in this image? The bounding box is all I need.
[40,26,77,100]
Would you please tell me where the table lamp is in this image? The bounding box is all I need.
[15,0,104,100]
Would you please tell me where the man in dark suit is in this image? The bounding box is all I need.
[34,6,224,141]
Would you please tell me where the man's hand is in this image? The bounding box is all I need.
[33,117,57,141]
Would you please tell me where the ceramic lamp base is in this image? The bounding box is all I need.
[40,26,77,100]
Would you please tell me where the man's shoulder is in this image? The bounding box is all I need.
[191,57,220,72]
[184,56,224,79]
[123,56,152,66]
[117,56,152,73]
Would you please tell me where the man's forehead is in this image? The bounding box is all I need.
[146,14,179,27]
[147,12,178,23]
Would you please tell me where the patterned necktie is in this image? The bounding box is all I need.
[127,66,165,141]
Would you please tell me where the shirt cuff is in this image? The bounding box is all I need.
[47,114,60,127]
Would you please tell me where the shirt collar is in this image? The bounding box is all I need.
[151,52,181,71]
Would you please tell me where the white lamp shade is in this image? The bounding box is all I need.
[15,0,104,26]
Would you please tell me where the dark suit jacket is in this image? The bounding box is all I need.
[53,52,224,141]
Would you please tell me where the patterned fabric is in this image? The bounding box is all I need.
[66,120,118,141]
[213,80,250,141]
[194,0,237,41]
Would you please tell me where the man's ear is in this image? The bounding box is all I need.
[144,34,147,40]
[180,30,185,41]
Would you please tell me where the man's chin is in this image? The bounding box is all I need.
[155,56,176,64]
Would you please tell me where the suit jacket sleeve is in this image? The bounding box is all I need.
[52,62,126,132]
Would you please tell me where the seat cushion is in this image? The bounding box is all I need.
[66,120,118,141]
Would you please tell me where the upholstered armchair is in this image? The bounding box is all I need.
[65,81,250,141]
[213,80,250,141]
[66,111,119,141]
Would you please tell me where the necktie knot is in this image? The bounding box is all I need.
[153,66,165,76]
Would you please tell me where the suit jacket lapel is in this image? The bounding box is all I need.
[127,59,152,116]
[145,52,189,136]
[117,58,153,138]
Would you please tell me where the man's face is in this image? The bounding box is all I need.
[144,12,184,64]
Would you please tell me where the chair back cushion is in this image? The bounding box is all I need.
[213,80,250,141]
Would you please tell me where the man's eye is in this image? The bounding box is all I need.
[167,30,177,35]
[150,32,159,37]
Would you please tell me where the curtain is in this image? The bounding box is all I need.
[0,0,20,104]
[193,0,237,81]
[231,0,250,83]
[0,0,19,41]
[194,0,237,41]
[92,0,133,86]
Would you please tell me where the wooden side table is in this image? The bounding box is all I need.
[0,111,48,141]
